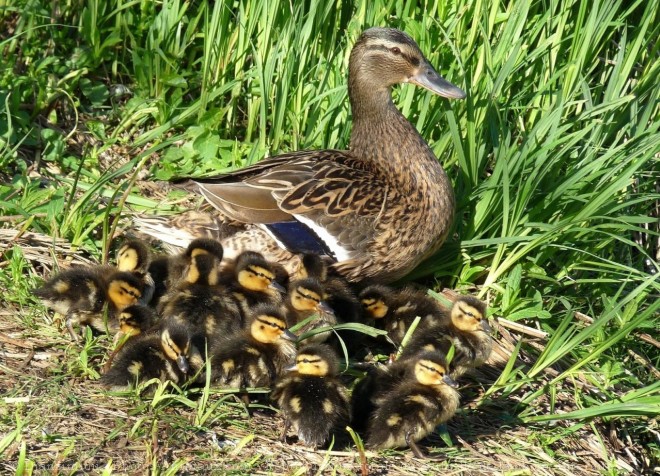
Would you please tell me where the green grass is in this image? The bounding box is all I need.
[1,0,659,473]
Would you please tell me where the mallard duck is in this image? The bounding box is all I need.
[101,319,204,390]
[271,343,350,448]
[115,239,155,305]
[365,351,459,458]
[359,284,446,347]
[149,237,225,307]
[399,295,491,377]
[34,268,144,341]
[219,251,287,317]
[286,277,336,344]
[210,304,297,389]
[135,27,465,283]
[160,251,242,343]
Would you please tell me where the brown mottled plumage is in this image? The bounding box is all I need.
[134,27,464,283]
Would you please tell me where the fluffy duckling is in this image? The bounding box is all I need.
[148,237,225,306]
[160,252,242,343]
[220,251,287,317]
[34,268,144,341]
[117,304,156,338]
[101,319,204,390]
[366,351,459,458]
[399,295,491,377]
[115,239,155,305]
[210,304,297,389]
[359,284,446,346]
[286,278,337,344]
[271,344,350,448]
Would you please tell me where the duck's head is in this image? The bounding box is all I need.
[349,27,465,103]
[359,284,392,319]
[160,322,194,374]
[106,272,144,310]
[287,343,339,377]
[412,351,458,388]
[235,251,286,293]
[185,238,224,261]
[118,304,155,336]
[116,239,151,273]
[184,253,220,286]
[450,296,490,333]
[249,304,297,344]
[288,278,335,316]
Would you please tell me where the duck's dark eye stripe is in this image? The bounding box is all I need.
[458,305,474,317]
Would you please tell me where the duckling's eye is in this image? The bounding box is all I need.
[390,46,401,55]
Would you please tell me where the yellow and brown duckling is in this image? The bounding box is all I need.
[148,237,225,306]
[116,304,157,338]
[359,284,446,347]
[210,304,297,389]
[34,268,144,341]
[115,239,155,305]
[365,351,459,458]
[271,343,350,448]
[286,278,336,344]
[160,251,242,343]
[399,295,491,377]
[221,251,287,317]
[101,319,204,390]
[135,27,466,283]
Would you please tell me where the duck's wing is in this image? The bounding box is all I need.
[195,150,386,261]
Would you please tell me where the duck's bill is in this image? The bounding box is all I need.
[282,329,298,342]
[409,63,466,99]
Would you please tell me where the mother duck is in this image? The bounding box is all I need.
[137,27,465,283]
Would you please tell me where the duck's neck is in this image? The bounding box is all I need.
[348,84,448,194]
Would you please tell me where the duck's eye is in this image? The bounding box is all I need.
[391,46,401,55]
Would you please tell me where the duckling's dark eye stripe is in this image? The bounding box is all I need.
[458,305,475,318]
[258,317,284,330]
[249,269,273,280]
[420,363,443,375]
[297,290,320,302]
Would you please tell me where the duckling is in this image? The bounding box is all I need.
[101,319,204,390]
[210,304,297,389]
[117,304,157,338]
[34,268,144,341]
[286,278,336,344]
[148,237,225,306]
[366,351,459,458]
[115,239,155,305]
[103,304,158,373]
[300,254,361,322]
[160,252,242,343]
[220,251,287,317]
[271,343,350,448]
[399,295,491,377]
[359,284,446,346]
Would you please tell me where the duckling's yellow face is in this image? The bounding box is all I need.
[238,265,275,292]
[361,297,389,319]
[161,329,190,373]
[107,280,142,309]
[414,359,450,387]
[116,245,140,272]
[293,353,329,377]
[118,311,141,336]
[250,314,287,344]
[451,299,486,332]
[290,286,324,312]
[190,248,209,258]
